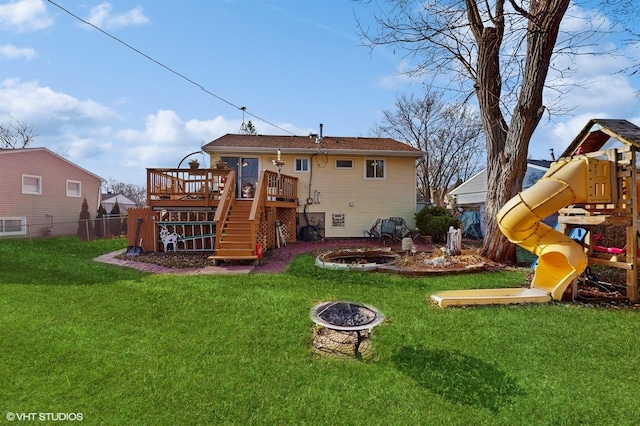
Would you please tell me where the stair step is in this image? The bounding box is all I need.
[208,255,258,261]
[221,227,251,233]
[214,249,255,257]
[221,231,252,237]
[219,241,253,249]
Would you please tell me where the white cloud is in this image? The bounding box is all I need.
[185,116,241,141]
[117,111,238,169]
[85,2,149,30]
[117,110,184,145]
[0,0,53,32]
[560,3,611,34]
[0,43,36,60]
[376,60,422,89]
[0,78,117,123]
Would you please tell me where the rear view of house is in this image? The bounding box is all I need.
[0,148,103,238]
[203,133,424,239]
[136,131,423,263]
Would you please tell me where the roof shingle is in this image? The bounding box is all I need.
[203,134,423,157]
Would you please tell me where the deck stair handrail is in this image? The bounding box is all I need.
[248,171,269,252]
[214,169,236,250]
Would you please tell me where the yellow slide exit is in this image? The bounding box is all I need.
[431,156,597,307]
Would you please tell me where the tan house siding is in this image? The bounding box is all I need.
[223,153,417,238]
[0,149,103,238]
[204,133,422,239]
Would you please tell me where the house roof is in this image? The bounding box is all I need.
[0,147,104,182]
[560,119,640,157]
[101,193,137,206]
[203,134,424,157]
[449,160,551,197]
[527,159,552,169]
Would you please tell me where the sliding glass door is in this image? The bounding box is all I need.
[221,157,259,199]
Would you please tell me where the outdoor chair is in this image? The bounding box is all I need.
[363,218,382,239]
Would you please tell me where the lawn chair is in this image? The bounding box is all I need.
[363,218,382,239]
[389,217,420,241]
[380,218,397,245]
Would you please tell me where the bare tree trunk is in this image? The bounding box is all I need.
[478,0,569,264]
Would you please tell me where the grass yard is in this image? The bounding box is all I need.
[1,236,639,425]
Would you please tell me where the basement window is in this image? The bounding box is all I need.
[0,217,26,236]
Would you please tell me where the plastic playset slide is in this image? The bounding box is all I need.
[431,157,592,307]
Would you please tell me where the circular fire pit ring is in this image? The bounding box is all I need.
[309,300,385,358]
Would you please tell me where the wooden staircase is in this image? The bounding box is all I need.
[209,200,258,264]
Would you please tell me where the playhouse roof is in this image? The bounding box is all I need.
[560,119,640,158]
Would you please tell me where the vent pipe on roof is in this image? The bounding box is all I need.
[319,123,323,138]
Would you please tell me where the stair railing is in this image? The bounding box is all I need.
[213,169,236,251]
[248,170,268,254]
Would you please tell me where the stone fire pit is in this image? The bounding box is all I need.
[309,300,385,359]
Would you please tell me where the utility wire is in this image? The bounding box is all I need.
[46,0,296,136]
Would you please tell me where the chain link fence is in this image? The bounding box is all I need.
[9,215,129,241]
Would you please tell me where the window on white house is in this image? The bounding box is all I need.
[331,213,345,228]
[365,159,385,179]
[22,175,41,194]
[0,217,26,236]
[295,158,309,172]
[335,159,354,169]
[66,180,81,197]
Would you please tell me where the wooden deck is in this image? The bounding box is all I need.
[140,168,298,259]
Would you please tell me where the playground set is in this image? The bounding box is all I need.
[431,118,640,307]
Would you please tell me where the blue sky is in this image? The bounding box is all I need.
[1,0,639,187]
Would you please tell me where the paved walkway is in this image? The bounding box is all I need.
[94,250,254,275]
[94,238,427,275]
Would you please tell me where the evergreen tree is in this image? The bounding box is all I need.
[77,198,94,241]
[109,201,122,236]
[95,204,107,237]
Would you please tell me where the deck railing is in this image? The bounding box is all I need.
[147,168,231,207]
[265,170,297,202]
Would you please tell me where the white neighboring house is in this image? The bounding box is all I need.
[448,159,552,235]
[101,193,137,215]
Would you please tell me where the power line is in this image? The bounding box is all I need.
[46,0,296,136]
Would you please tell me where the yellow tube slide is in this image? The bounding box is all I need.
[497,157,589,300]
[430,156,591,307]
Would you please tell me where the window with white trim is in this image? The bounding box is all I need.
[0,217,26,236]
[365,159,385,179]
[66,180,81,197]
[335,159,354,169]
[22,174,42,194]
[294,158,309,172]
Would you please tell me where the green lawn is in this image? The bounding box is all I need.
[1,237,638,425]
